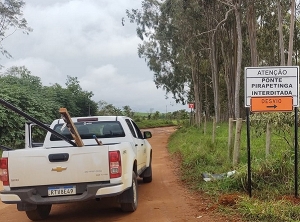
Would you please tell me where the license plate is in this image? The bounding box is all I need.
[48,185,76,196]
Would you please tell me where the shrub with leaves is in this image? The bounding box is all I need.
[250,112,296,148]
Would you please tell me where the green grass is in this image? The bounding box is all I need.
[237,198,300,221]
[168,121,299,221]
[136,119,182,129]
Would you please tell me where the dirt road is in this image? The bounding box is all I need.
[0,127,238,222]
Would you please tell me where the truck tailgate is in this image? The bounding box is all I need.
[7,146,110,188]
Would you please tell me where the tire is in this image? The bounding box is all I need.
[25,204,52,221]
[120,171,138,212]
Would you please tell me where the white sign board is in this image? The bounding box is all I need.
[245,66,299,107]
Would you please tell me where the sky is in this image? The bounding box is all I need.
[0,0,189,113]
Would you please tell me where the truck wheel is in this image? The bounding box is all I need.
[25,204,52,221]
[120,171,138,212]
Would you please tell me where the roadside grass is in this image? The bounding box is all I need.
[168,121,300,221]
[136,118,184,129]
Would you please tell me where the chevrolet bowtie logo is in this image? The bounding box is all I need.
[52,166,67,172]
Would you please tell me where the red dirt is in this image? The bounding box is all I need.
[0,126,243,221]
[280,195,300,204]
[218,194,240,206]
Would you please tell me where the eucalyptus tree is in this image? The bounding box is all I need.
[255,1,293,66]
[256,1,278,65]
[202,1,234,121]
[127,0,298,123]
[247,0,258,66]
[0,0,32,59]
[168,0,208,125]
[274,0,295,65]
[287,0,296,65]
[233,0,243,119]
[213,0,243,119]
[296,2,300,65]
[277,0,285,65]
[128,0,211,126]
[129,0,191,105]
[219,11,236,119]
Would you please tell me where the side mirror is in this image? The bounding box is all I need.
[143,131,152,139]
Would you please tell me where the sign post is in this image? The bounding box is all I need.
[188,103,195,126]
[295,107,299,198]
[246,107,251,197]
[244,66,299,198]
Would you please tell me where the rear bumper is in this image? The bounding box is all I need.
[0,182,124,205]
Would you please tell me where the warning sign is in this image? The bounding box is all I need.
[245,66,299,107]
[188,103,194,109]
[251,96,293,112]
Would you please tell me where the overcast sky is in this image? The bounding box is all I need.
[0,0,189,113]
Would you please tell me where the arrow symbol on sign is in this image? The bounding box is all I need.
[266,105,277,109]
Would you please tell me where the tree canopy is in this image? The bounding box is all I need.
[127,0,299,123]
[0,0,32,59]
[0,66,98,148]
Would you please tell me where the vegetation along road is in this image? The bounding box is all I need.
[0,126,243,222]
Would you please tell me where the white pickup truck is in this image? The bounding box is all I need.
[0,105,153,221]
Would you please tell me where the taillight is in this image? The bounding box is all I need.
[0,158,9,186]
[109,151,122,178]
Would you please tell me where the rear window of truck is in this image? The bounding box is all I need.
[50,121,125,141]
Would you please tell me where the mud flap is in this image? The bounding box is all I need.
[17,202,37,211]
[118,172,137,204]
[141,166,151,178]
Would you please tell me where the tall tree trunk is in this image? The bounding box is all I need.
[196,59,203,126]
[204,1,221,123]
[205,78,210,118]
[209,34,220,122]
[221,39,235,118]
[191,53,202,127]
[234,0,242,119]
[287,0,296,65]
[247,0,258,66]
[277,0,285,65]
